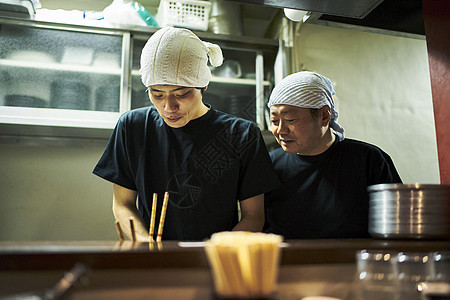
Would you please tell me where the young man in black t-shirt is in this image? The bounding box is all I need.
[94,27,280,241]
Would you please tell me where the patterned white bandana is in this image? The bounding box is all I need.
[268,71,345,140]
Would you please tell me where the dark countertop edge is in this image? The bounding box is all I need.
[0,239,448,271]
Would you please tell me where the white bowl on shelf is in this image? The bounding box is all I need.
[61,46,94,65]
[8,50,55,63]
[92,51,120,69]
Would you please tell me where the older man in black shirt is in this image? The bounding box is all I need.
[265,71,402,239]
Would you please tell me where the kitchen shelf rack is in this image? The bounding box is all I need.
[0,16,278,138]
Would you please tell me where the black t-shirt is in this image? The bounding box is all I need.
[264,138,402,239]
[93,106,280,240]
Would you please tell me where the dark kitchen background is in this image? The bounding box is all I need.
[0,0,446,241]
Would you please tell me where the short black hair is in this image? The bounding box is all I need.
[196,87,206,95]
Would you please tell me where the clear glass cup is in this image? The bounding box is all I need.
[353,249,400,300]
[397,252,434,300]
[429,251,450,282]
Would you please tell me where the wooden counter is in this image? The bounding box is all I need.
[0,239,448,270]
[0,239,448,299]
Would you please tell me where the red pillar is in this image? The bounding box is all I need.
[422,0,450,184]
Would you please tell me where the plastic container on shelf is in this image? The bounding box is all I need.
[156,0,211,31]
[103,0,157,27]
[208,0,242,35]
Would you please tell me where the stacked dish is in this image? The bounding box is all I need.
[50,79,89,110]
[5,95,46,107]
[367,184,450,239]
[95,85,120,112]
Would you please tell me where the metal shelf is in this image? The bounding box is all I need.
[0,59,122,75]
[0,106,119,129]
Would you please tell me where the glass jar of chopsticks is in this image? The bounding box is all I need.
[204,231,283,299]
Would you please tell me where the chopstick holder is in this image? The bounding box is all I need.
[205,231,282,298]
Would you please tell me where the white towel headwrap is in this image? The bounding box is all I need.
[268,71,345,141]
[140,27,223,88]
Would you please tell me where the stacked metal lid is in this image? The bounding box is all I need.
[367,184,450,239]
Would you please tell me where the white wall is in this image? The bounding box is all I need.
[0,138,117,240]
[292,24,439,183]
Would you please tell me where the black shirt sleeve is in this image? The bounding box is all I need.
[93,112,138,191]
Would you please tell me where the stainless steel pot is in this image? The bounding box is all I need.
[367,184,450,239]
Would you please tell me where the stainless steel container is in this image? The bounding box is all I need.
[207,0,243,36]
[367,184,450,239]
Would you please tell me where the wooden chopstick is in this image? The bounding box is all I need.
[156,192,169,242]
[149,193,157,241]
[129,217,136,242]
[115,220,125,242]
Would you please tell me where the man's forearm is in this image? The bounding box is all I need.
[232,214,265,232]
[113,204,150,242]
